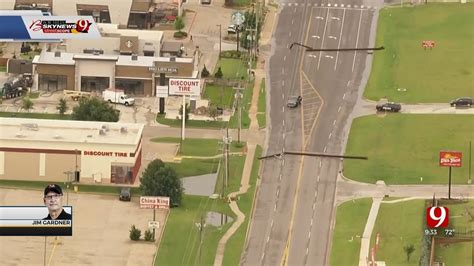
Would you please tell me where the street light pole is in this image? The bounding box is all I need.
[217,24,222,59]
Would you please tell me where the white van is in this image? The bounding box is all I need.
[103,89,135,106]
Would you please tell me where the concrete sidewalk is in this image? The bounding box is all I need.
[358,197,382,266]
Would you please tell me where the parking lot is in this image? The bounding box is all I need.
[0,187,167,266]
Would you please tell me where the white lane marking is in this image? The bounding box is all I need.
[276,189,280,197]
[295,3,298,6]
[282,159,285,166]
[317,175,320,182]
[324,146,327,152]
[267,236,270,243]
[347,4,351,8]
[311,219,313,226]
[334,4,338,7]
[333,120,336,126]
[354,5,359,8]
[289,31,292,37]
[352,10,363,72]
[343,93,346,99]
[312,202,316,210]
[282,93,284,99]
[314,190,318,198]
[288,3,292,7]
[328,3,331,7]
[306,247,309,255]
[329,133,332,139]
[311,35,320,39]
[319,161,322,167]
[347,80,350,87]
[284,55,286,61]
[292,19,294,25]
[331,17,340,21]
[282,106,284,112]
[279,174,282,181]
[361,5,365,8]
[261,253,265,261]
[283,119,285,126]
[282,80,285,87]
[317,8,330,70]
[308,231,311,238]
[282,68,285,74]
[274,204,277,211]
[321,3,325,7]
[341,4,345,7]
[328,35,337,40]
[294,7,297,12]
[315,16,324,20]
[338,106,342,112]
[308,54,317,58]
[334,8,346,70]
[325,55,334,59]
[271,220,274,228]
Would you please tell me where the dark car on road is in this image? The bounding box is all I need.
[376,102,402,112]
[450,97,472,107]
[119,187,131,201]
[287,96,302,108]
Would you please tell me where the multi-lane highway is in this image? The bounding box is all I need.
[243,0,380,265]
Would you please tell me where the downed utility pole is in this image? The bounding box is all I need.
[289,42,385,52]
[259,151,368,160]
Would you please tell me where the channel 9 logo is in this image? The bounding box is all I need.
[426,206,449,228]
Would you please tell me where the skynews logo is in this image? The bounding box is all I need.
[29,19,92,33]
[426,206,449,228]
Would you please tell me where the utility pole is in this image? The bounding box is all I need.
[195,215,205,266]
[222,127,231,197]
[234,86,243,143]
[217,24,222,59]
[469,141,472,184]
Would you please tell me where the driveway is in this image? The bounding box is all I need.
[353,100,474,117]
[0,187,166,266]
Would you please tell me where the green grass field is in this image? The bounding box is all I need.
[228,84,252,129]
[154,195,234,266]
[150,137,245,157]
[257,79,266,128]
[168,158,219,178]
[364,4,474,103]
[214,155,247,195]
[371,199,473,265]
[203,84,235,108]
[343,115,474,184]
[330,198,373,266]
[215,58,249,81]
[370,200,425,265]
[0,111,72,120]
[223,145,263,265]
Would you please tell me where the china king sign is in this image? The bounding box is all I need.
[439,151,462,167]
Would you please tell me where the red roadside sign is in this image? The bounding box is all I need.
[439,151,462,167]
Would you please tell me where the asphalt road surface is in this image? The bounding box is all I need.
[243,0,379,265]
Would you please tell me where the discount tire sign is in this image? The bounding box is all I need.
[439,151,462,167]
[169,78,201,96]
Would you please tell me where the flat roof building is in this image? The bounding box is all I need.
[0,118,143,184]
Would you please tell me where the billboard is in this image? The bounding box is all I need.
[140,196,170,209]
[169,78,201,96]
[0,206,72,236]
[439,151,462,167]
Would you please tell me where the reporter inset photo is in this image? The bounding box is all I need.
[43,184,72,220]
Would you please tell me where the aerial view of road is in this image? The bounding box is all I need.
[243,0,379,265]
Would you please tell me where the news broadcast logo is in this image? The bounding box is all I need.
[29,19,92,33]
[439,151,462,167]
[426,206,449,228]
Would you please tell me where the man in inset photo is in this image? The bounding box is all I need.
[43,184,72,220]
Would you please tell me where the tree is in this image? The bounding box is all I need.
[144,229,153,241]
[209,106,219,120]
[174,16,185,33]
[139,159,184,206]
[201,65,210,78]
[71,97,119,122]
[179,103,190,122]
[57,98,68,115]
[214,67,223,79]
[404,244,415,262]
[129,225,141,241]
[22,97,33,112]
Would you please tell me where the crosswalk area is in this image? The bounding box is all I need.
[280,2,378,9]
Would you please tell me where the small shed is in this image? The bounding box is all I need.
[7,59,33,75]
[160,41,184,57]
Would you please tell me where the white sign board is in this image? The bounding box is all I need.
[148,221,160,229]
[169,78,201,96]
[140,196,170,209]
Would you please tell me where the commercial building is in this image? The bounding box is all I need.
[0,118,143,184]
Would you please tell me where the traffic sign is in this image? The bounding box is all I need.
[232,12,245,26]
[148,221,160,229]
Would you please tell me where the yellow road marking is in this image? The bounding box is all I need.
[302,71,325,148]
[280,6,315,266]
[47,237,59,266]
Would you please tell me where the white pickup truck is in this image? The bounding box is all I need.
[102,89,135,106]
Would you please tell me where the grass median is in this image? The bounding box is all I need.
[257,78,266,128]
[151,137,246,157]
[364,4,474,103]
[156,113,227,128]
[343,114,474,184]
[0,111,72,120]
[330,198,372,266]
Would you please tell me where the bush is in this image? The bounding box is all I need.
[173,31,188,38]
[129,225,141,241]
[201,65,210,77]
[144,229,153,241]
[220,50,246,59]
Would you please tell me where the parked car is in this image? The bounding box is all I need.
[450,97,472,107]
[287,96,302,108]
[227,24,237,34]
[119,187,131,201]
[376,102,402,112]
